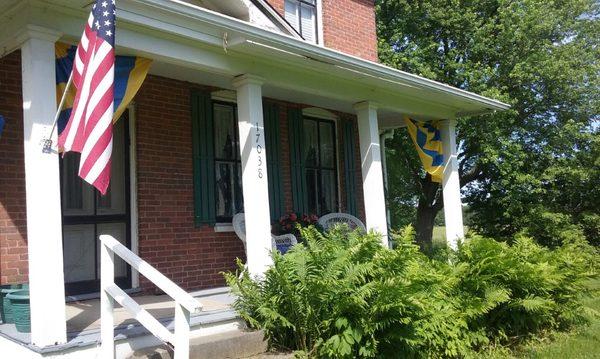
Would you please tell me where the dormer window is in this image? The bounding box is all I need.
[284,0,318,43]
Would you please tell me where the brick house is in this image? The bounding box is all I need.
[0,0,508,357]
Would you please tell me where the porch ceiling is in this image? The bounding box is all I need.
[0,0,510,127]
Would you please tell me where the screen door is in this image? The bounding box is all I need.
[60,115,132,296]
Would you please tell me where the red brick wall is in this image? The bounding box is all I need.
[0,51,29,285]
[265,0,378,62]
[322,0,378,62]
[0,62,367,290]
[133,80,366,293]
[134,75,246,293]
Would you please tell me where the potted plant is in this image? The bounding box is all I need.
[0,284,23,324]
[7,289,30,333]
[276,213,320,242]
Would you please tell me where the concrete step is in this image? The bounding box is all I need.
[128,329,268,359]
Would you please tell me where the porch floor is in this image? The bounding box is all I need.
[0,287,238,352]
[65,287,233,334]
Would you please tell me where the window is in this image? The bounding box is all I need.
[284,0,318,43]
[213,102,244,222]
[303,117,338,215]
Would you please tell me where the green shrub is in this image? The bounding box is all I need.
[224,226,599,358]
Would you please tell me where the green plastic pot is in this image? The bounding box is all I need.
[7,290,30,333]
[0,284,22,324]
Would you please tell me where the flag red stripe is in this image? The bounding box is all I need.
[60,31,98,151]
[79,126,112,178]
[59,0,116,195]
[81,53,114,133]
[73,21,94,88]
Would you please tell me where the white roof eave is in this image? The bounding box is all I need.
[134,0,510,115]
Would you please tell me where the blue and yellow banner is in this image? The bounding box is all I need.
[55,42,151,134]
[405,117,444,183]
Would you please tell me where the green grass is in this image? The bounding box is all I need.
[432,226,469,248]
[520,279,600,358]
[477,279,600,358]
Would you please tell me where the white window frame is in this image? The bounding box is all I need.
[284,0,323,45]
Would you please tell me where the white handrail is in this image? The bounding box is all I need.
[99,235,202,359]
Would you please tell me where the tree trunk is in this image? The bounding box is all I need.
[414,175,443,253]
[415,200,439,253]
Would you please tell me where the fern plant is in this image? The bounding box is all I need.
[224,226,599,358]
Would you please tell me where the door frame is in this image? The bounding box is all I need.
[60,106,139,296]
[128,104,140,289]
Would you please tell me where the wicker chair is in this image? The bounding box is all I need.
[317,212,367,233]
[232,213,298,254]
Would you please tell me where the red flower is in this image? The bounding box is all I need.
[289,213,297,222]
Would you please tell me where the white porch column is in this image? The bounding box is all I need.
[354,102,388,246]
[440,119,465,249]
[20,28,67,346]
[233,75,273,277]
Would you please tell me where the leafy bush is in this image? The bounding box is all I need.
[224,226,599,358]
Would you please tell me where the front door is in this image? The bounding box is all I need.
[60,114,132,296]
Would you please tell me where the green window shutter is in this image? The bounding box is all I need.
[191,90,216,225]
[264,102,285,222]
[342,119,358,217]
[288,107,308,214]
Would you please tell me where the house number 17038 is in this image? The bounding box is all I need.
[256,122,264,179]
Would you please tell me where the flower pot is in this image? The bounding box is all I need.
[0,284,22,324]
[7,290,30,333]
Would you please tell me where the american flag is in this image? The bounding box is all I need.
[58,0,116,195]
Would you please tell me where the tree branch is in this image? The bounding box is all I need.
[460,163,483,188]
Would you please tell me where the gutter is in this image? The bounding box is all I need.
[132,0,510,112]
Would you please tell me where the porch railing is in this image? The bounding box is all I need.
[99,235,203,359]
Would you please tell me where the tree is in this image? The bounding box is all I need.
[377,0,599,249]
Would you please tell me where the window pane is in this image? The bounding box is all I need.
[300,3,317,43]
[63,224,96,283]
[303,120,319,166]
[319,121,335,168]
[61,153,94,216]
[320,169,337,215]
[284,0,299,31]
[305,169,319,215]
[216,161,236,218]
[97,119,126,215]
[214,104,236,160]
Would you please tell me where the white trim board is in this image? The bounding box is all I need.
[128,104,140,289]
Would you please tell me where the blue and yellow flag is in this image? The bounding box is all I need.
[405,117,444,183]
[55,42,151,134]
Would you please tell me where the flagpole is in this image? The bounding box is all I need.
[43,71,73,153]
